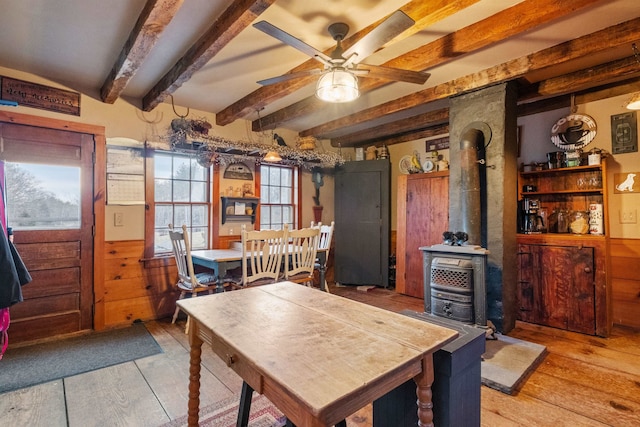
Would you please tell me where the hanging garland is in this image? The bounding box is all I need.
[165,118,344,169]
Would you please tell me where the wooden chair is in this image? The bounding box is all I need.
[168,224,216,324]
[235,224,287,288]
[285,226,320,287]
[311,221,334,292]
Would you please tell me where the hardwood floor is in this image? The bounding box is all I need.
[1,284,639,426]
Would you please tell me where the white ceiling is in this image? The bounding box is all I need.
[1,0,639,141]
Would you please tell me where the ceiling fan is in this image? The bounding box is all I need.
[253,10,430,103]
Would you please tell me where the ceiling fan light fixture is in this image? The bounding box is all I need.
[263,150,282,162]
[316,69,359,103]
[625,92,640,110]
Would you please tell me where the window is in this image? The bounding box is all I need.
[260,164,298,230]
[5,162,81,230]
[152,151,209,255]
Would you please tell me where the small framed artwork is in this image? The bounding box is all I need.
[614,172,639,194]
[611,112,638,154]
[223,162,253,180]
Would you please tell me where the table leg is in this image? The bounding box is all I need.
[317,252,327,291]
[187,325,203,427]
[237,381,254,427]
[319,263,327,291]
[213,261,226,293]
[414,354,435,427]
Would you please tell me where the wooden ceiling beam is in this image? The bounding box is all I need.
[215,0,481,127]
[523,56,640,100]
[100,0,184,104]
[141,0,275,112]
[255,0,602,132]
[332,108,449,147]
[308,17,640,142]
[354,124,450,148]
[340,77,640,148]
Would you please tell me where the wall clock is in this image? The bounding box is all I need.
[550,113,597,151]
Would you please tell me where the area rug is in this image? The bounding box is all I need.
[0,322,162,394]
[162,393,286,427]
[482,333,547,395]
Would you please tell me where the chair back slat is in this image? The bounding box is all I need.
[312,221,335,256]
[169,224,212,290]
[285,226,320,281]
[241,225,287,286]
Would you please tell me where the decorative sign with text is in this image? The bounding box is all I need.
[0,76,80,116]
[426,136,449,152]
[550,113,597,151]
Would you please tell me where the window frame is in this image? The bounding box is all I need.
[259,164,300,231]
[144,149,211,259]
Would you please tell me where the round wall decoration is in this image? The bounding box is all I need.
[550,113,597,151]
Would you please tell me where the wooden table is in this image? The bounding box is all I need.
[191,247,328,291]
[177,282,458,427]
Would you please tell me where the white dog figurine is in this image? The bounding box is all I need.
[616,173,636,192]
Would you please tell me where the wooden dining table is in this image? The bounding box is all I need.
[177,281,458,427]
[191,246,328,292]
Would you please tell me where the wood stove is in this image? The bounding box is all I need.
[421,244,489,327]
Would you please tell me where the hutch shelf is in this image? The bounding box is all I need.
[516,161,610,336]
[221,196,259,224]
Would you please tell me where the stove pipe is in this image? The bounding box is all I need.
[459,127,484,246]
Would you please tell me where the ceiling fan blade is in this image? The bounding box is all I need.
[257,69,322,86]
[253,21,332,64]
[343,10,414,65]
[356,64,430,85]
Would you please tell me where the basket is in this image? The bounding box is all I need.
[297,136,317,150]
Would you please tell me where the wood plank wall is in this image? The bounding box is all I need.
[103,240,177,327]
[100,237,639,331]
[610,238,640,329]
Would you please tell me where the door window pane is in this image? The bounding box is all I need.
[5,162,81,230]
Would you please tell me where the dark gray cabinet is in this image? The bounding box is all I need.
[334,159,390,287]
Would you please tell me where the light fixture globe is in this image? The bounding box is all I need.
[626,92,640,110]
[263,150,282,162]
[316,69,359,103]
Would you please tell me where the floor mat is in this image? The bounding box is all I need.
[0,322,162,394]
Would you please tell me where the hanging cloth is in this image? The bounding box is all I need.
[0,222,31,358]
[0,307,8,359]
[0,222,31,309]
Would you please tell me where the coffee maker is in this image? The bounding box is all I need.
[519,198,544,234]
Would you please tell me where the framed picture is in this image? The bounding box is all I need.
[611,112,638,154]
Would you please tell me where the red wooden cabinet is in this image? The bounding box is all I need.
[396,171,449,298]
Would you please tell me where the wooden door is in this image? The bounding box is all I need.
[396,172,449,298]
[334,160,390,286]
[0,122,95,342]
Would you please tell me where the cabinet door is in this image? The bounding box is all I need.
[568,246,596,334]
[517,243,595,334]
[517,244,539,323]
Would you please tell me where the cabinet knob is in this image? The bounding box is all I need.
[584,267,592,273]
[226,354,235,367]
